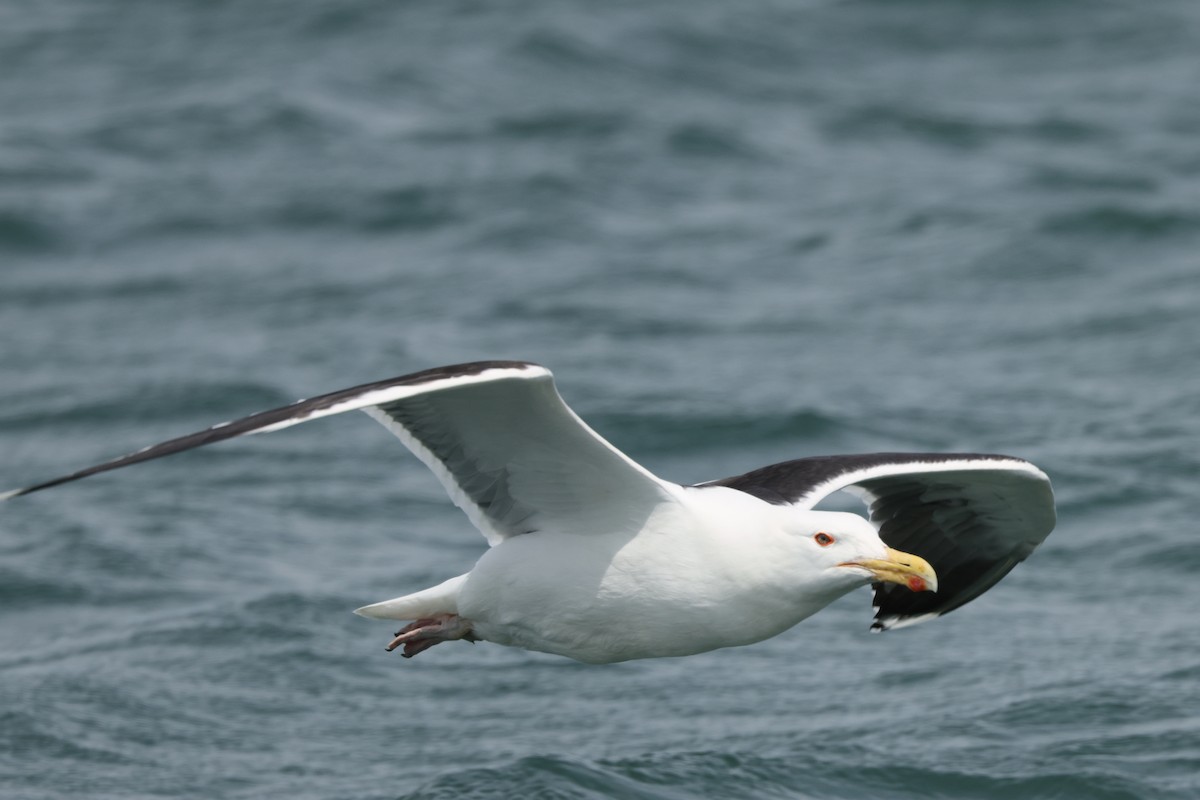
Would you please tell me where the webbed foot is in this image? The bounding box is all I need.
[386,613,476,658]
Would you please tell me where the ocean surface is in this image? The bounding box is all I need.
[2,1,1199,797]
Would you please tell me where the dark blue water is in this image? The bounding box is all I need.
[3,1,1199,797]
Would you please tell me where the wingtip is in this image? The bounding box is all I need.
[872,612,942,632]
[0,487,27,502]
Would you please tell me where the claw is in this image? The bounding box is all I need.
[385,614,474,658]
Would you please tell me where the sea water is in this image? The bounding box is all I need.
[2,1,1199,797]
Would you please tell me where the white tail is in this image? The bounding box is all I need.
[353,573,468,620]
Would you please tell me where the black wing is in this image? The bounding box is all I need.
[702,453,1056,630]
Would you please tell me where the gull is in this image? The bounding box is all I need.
[1,361,1055,663]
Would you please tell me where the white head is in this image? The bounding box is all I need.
[784,510,938,600]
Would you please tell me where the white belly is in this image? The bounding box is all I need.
[456,501,827,663]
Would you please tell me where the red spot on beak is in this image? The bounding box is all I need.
[907,576,928,592]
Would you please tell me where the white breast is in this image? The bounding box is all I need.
[458,488,839,663]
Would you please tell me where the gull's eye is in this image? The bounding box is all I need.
[814,532,835,547]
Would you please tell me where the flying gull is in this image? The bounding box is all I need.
[1,361,1055,663]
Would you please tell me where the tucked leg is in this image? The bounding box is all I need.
[386,613,476,658]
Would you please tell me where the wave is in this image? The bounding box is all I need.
[1040,205,1200,238]
[402,748,1162,800]
[823,104,1109,149]
[0,210,59,253]
[591,409,843,456]
[0,380,291,432]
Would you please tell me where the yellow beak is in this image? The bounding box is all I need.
[840,547,938,593]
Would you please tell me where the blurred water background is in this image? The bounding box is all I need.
[2,1,1200,798]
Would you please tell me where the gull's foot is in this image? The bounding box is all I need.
[386,613,476,658]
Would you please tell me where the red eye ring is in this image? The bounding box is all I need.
[814,532,835,547]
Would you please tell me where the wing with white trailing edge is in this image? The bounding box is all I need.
[701,453,1056,630]
[2,361,677,545]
